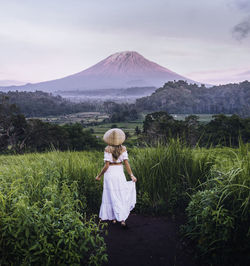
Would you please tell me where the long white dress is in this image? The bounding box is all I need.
[99,149,136,222]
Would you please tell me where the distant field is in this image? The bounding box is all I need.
[29,112,224,137]
[29,112,109,125]
[88,121,143,138]
[87,114,231,137]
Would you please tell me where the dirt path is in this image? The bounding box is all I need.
[102,213,197,266]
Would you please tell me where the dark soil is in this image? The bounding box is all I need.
[102,213,198,266]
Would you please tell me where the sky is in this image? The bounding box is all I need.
[0,0,250,85]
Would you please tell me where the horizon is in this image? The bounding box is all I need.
[1,0,250,86]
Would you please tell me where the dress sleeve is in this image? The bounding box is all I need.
[104,152,112,162]
[122,150,129,160]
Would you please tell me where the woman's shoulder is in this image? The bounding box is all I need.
[104,146,112,153]
[121,145,127,153]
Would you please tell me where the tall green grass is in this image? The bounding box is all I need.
[0,151,106,265]
[0,141,249,265]
[182,143,250,264]
[130,140,215,214]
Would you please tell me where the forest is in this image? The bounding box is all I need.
[136,80,250,116]
[0,91,99,117]
[1,80,250,120]
[142,112,250,147]
[0,96,249,154]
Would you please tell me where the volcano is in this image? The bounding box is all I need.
[2,51,198,92]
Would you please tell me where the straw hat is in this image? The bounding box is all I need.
[103,128,126,146]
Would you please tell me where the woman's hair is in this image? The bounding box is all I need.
[106,145,124,161]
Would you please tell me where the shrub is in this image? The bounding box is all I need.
[0,152,107,266]
[182,146,250,265]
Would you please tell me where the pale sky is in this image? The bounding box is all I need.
[0,0,250,85]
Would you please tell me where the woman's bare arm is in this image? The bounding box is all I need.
[124,159,137,182]
[95,161,110,181]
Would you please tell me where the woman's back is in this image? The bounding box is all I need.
[96,128,136,226]
[104,145,128,163]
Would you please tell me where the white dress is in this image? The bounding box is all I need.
[99,149,136,221]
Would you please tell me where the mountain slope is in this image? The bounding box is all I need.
[1,51,198,92]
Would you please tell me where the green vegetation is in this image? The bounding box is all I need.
[32,112,109,125]
[1,81,250,122]
[136,80,250,116]
[1,92,249,155]
[182,145,250,265]
[130,140,215,214]
[0,91,139,122]
[1,87,249,265]
[102,101,139,123]
[0,151,107,265]
[88,122,143,138]
[142,112,250,147]
[0,142,249,265]
[0,98,103,153]
[0,91,99,117]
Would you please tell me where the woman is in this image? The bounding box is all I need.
[95,128,137,228]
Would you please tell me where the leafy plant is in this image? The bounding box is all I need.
[182,145,250,265]
[130,139,215,214]
[0,152,107,265]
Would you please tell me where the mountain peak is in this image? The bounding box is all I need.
[101,51,144,69]
[70,51,198,88]
[109,50,140,56]
[81,50,173,76]
[107,51,141,60]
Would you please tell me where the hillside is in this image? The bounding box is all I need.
[136,80,250,116]
[0,91,98,117]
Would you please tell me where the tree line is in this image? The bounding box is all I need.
[2,80,250,122]
[1,95,249,154]
[103,101,139,122]
[0,97,102,154]
[0,91,138,122]
[0,91,99,117]
[141,112,250,147]
[136,80,250,117]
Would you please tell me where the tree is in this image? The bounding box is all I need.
[0,96,28,152]
[62,123,100,150]
[184,115,200,146]
[135,126,141,135]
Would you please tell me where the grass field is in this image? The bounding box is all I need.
[88,121,143,138]
[29,112,109,125]
[0,142,249,265]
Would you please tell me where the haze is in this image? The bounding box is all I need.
[0,0,250,85]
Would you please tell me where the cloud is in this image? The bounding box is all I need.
[232,16,250,40]
[232,0,250,40]
[233,0,250,11]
